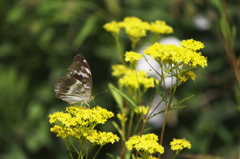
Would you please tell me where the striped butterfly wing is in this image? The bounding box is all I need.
[54,54,93,104]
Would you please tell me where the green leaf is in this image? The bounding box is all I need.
[171,94,195,109]
[108,83,139,110]
[219,17,227,39]
[231,25,236,47]
[170,105,187,110]
[106,153,120,159]
[111,121,124,140]
[72,14,98,47]
[108,83,123,109]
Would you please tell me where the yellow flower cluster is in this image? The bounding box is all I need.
[119,17,150,38]
[125,51,143,64]
[170,138,191,151]
[149,20,173,35]
[112,64,131,77]
[49,106,119,145]
[179,71,197,83]
[103,21,120,35]
[180,39,205,51]
[112,64,156,90]
[103,16,173,40]
[67,106,114,125]
[85,129,119,145]
[126,133,164,154]
[144,39,207,68]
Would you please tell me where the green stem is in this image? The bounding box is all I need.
[114,35,125,64]
[64,137,75,159]
[120,111,126,159]
[93,146,103,159]
[158,102,169,159]
[158,69,179,159]
[221,0,240,90]
[127,110,134,138]
[172,151,179,159]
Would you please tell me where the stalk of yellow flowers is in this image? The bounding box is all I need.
[104,16,207,159]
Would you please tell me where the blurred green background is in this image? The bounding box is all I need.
[0,0,239,159]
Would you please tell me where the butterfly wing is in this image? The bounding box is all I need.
[54,54,92,104]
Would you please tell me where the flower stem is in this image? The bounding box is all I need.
[158,102,169,159]
[93,146,103,159]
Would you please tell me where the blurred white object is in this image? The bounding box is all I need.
[160,36,181,45]
[147,94,165,129]
[193,14,211,31]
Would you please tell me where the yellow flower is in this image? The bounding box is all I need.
[126,134,164,154]
[170,138,191,151]
[149,20,173,35]
[112,65,156,90]
[117,113,128,122]
[103,21,121,35]
[179,71,197,83]
[50,125,67,138]
[125,51,143,63]
[49,111,78,127]
[119,16,150,38]
[144,41,207,68]
[180,39,205,51]
[118,70,156,90]
[179,76,188,83]
[85,130,120,145]
[186,71,196,80]
[134,105,150,115]
[112,64,131,77]
[49,106,115,139]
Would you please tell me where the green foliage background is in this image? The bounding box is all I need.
[0,0,239,159]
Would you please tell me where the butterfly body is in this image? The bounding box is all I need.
[54,54,93,104]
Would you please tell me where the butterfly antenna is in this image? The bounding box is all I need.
[91,90,108,106]
[94,90,108,96]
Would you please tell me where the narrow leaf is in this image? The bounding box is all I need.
[108,83,123,109]
[73,15,98,47]
[112,121,125,140]
[171,94,194,109]
[110,84,138,110]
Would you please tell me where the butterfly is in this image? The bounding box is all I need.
[54,54,94,104]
